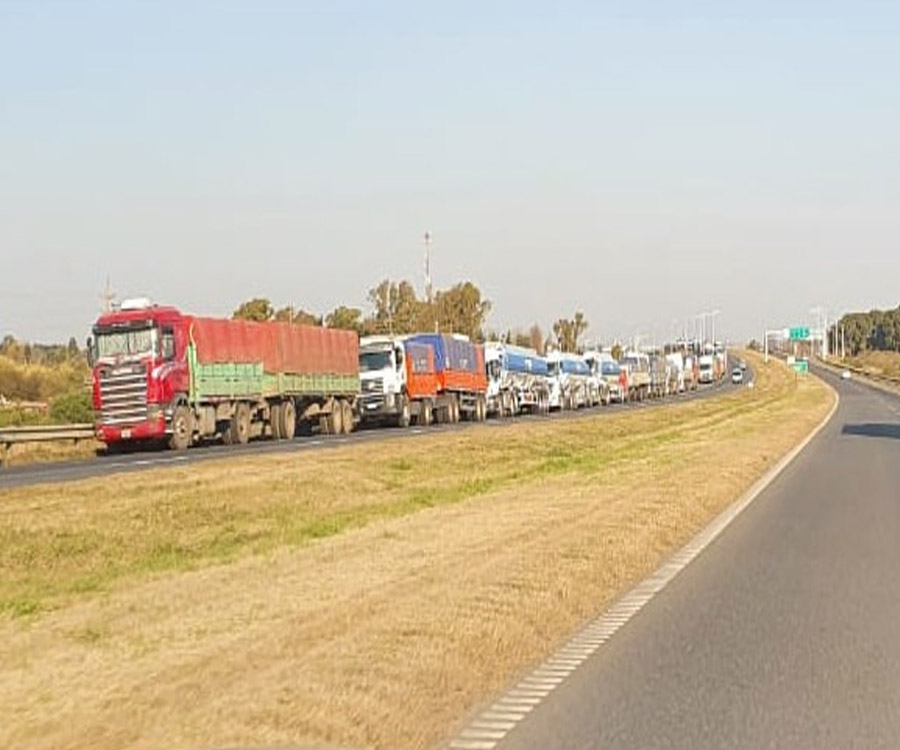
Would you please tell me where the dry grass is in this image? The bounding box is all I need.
[0,352,834,750]
[1,438,100,469]
[842,350,900,379]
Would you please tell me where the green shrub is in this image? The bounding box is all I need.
[49,390,94,424]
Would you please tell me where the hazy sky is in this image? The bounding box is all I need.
[1,0,898,344]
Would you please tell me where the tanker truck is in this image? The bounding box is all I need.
[546,350,592,410]
[89,299,359,451]
[484,342,551,416]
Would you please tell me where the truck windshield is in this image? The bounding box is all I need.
[602,362,620,375]
[547,362,560,376]
[359,350,392,372]
[93,326,157,360]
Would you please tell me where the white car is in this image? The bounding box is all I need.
[841,369,852,380]
[731,367,743,384]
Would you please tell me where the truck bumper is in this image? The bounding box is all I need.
[358,394,399,421]
[96,413,167,443]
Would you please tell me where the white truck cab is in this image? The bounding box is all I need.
[358,335,408,422]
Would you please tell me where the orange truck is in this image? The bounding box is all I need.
[358,336,439,427]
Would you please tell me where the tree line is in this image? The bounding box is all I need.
[0,335,82,367]
[833,304,900,356]
[233,278,593,354]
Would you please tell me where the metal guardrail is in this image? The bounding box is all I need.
[0,423,95,467]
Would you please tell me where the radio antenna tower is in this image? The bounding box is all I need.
[100,276,117,312]
[423,231,433,304]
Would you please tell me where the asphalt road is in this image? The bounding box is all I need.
[0,370,746,490]
[494,366,900,750]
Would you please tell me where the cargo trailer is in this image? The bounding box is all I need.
[406,333,487,423]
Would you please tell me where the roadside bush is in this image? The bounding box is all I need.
[49,390,94,424]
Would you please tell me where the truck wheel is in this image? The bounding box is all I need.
[341,399,354,434]
[421,400,433,426]
[326,401,343,435]
[281,399,297,439]
[270,403,283,440]
[168,404,193,451]
[479,395,488,421]
[397,396,411,428]
[230,402,251,445]
[450,397,460,423]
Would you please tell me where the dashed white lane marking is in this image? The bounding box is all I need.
[472,721,518,731]
[461,729,507,740]
[481,712,527,722]
[446,387,839,750]
[490,703,532,714]
[450,740,497,750]
[498,696,542,705]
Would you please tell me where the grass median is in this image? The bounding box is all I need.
[0,352,834,750]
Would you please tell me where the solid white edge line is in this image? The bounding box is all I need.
[446,377,838,750]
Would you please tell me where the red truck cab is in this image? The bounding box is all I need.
[90,300,191,447]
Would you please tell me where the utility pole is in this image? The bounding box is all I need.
[423,231,433,305]
[423,230,436,332]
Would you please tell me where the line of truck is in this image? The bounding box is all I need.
[88,299,729,452]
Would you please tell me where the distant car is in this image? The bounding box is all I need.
[739,361,747,371]
[732,367,743,384]
[841,369,852,380]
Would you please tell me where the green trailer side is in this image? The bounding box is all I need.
[187,343,359,404]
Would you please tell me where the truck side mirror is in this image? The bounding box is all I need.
[85,337,94,366]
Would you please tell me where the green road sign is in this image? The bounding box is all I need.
[789,327,810,340]
[793,360,809,374]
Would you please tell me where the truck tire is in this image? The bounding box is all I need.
[326,401,343,435]
[168,404,193,451]
[270,403,283,440]
[450,396,460,423]
[480,395,488,421]
[397,396,411,428]
[341,399,354,434]
[281,399,297,439]
[230,402,251,445]
[421,400,433,426]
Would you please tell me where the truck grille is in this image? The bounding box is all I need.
[361,377,383,394]
[99,365,148,426]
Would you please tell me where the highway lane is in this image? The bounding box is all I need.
[491,367,900,750]
[0,369,747,490]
